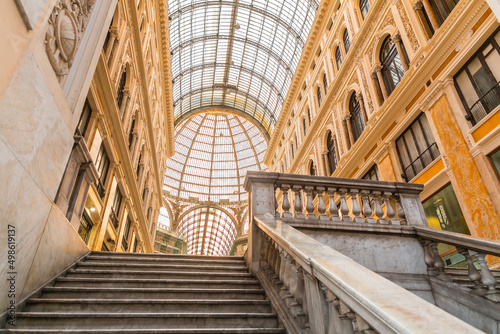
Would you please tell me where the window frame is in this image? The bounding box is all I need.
[349,93,365,142]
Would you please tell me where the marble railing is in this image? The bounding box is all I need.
[415,227,500,303]
[244,172,428,226]
[251,216,481,334]
[243,171,489,333]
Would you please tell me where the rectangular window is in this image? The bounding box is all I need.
[110,188,122,229]
[396,113,440,181]
[95,143,110,198]
[454,28,500,125]
[362,165,379,181]
[490,148,500,177]
[77,100,92,137]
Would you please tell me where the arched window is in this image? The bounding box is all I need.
[117,69,127,107]
[317,87,323,107]
[307,108,312,124]
[360,0,370,19]
[309,160,316,176]
[326,131,337,175]
[343,29,351,54]
[303,118,307,136]
[128,117,136,149]
[335,46,343,70]
[323,73,328,94]
[349,93,365,142]
[380,36,407,96]
[291,143,295,159]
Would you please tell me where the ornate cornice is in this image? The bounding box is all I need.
[156,0,175,158]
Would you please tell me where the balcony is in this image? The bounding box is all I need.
[402,142,440,181]
[466,81,500,125]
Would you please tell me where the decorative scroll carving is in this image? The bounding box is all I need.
[45,0,97,84]
[395,0,420,52]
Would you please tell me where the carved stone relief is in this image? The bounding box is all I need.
[45,0,97,84]
[395,0,420,52]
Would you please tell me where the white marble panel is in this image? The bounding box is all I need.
[0,50,73,200]
[21,204,88,299]
[17,0,50,29]
[0,138,52,312]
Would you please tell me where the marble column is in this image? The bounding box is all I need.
[392,34,409,71]
[413,1,433,39]
[345,116,355,147]
[357,93,368,124]
[428,95,500,240]
[374,65,389,100]
[105,29,118,62]
[371,71,384,106]
[342,118,353,149]
[422,0,441,31]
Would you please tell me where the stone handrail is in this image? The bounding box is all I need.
[415,226,500,303]
[253,215,482,334]
[243,171,428,227]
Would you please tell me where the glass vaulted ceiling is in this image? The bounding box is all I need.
[168,0,319,135]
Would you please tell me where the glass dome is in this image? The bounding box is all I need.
[178,207,237,256]
[163,112,268,203]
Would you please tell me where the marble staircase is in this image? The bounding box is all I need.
[1,252,286,333]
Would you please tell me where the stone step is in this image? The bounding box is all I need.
[41,287,266,300]
[65,268,255,280]
[12,313,279,329]
[1,329,285,333]
[85,254,245,266]
[25,299,273,313]
[90,251,244,262]
[54,277,261,289]
[75,261,248,272]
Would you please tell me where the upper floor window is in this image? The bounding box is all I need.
[380,36,407,96]
[343,29,351,54]
[303,118,307,136]
[110,188,122,229]
[335,46,343,70]
[95,143,110,198]
[454,28,500,125]
[128,118,136,149]
[326,131,338,175]
[323,73,328,94]
[349,93,365,142]
[396,113,440,181]
[429,0,459,25]
[291,143,295,159]
[308,108,312,124]
[77,99,92,137]
[309,160,316,176]
[117,69,127,107]
[317,87,323,107]
[362,165,379,180]
[360,0,370,19]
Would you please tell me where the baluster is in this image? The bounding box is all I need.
[274,245,282,282]
[327,187,340,222]
[295,267,307,314]
[259,231,270,270]
[428,240,452,282]
[339,189,352,223]
[470,251,500,302]
[395,194,407,225]
[325,290,345,334]
[354,314,375,334]
[420,239,438,277]
[456,247,486,296]
[292,185,305,219]
[372,191,386,224]
[289,259,298,296]
[317,186,329,221]
[337,300,356,334]
[361,190,375,223]
[383,192,398,225]
[275,186,280,219]
[304,186,317,220]
[281,184,292,218]
[350,189,364,223]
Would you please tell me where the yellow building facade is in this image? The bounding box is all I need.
[266,0,500,262]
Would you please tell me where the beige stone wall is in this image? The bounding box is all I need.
[0,0,116,313]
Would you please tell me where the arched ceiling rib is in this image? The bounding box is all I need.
[167,0,318,135]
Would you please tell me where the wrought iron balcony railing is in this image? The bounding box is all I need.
[466,81,500,125]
